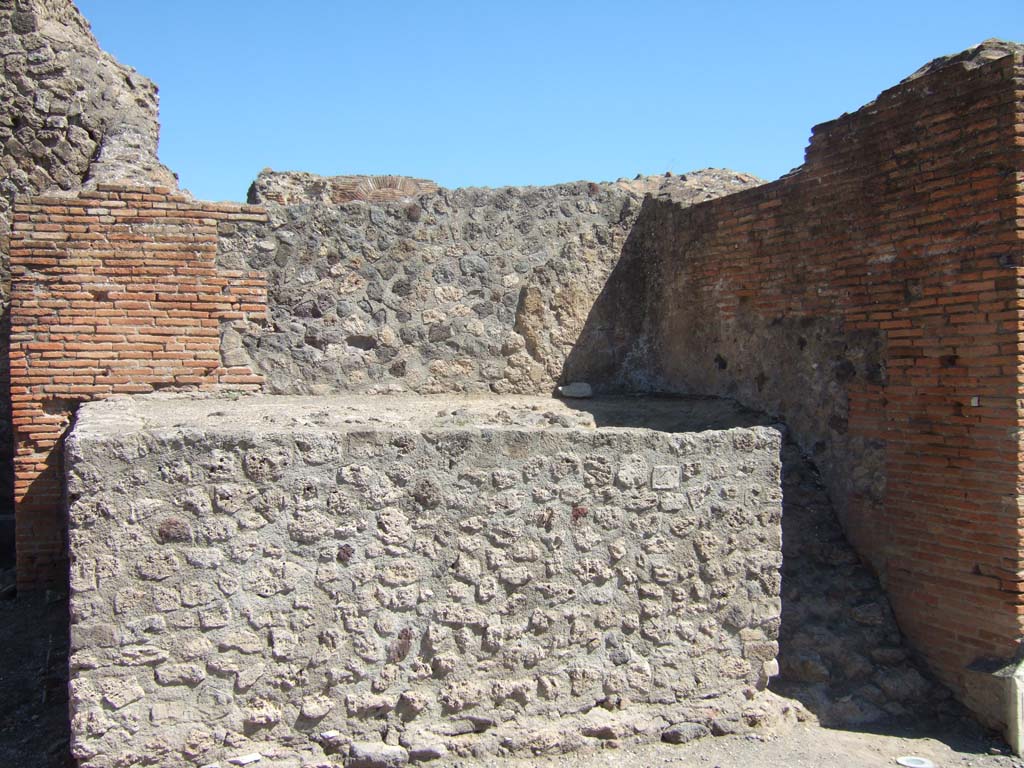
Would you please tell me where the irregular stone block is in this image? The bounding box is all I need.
[348,741,409,768]
[662,722,710,744]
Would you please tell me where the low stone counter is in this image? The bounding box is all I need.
[65,394,784,767]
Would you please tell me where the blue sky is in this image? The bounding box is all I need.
[75,1,1023,202]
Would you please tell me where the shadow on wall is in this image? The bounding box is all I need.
[559,196,657,393]
[0,305,13,572]
[555,197,956,728]
[554,44,1024,741]
[771,439,955,727]
[12,414,75,584]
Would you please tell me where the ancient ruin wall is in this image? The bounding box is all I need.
[65,394,783,767]
[9,185,266,586]
[0,0,174,239]
[3,7,1019,746]
[219,170,760,397]
[0,0,176,562]
[575,43,1024,724]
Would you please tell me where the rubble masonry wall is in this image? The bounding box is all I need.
[218,170,759,397]
[64,395,783,766]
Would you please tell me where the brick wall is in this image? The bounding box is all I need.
[580,48,1024,723]
[9,184,267,588]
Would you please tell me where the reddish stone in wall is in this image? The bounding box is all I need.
[8,184,268,588]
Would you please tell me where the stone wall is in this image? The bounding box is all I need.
[65,394,784,767]
[9,185,266,586]
[0,0,176,567]
[219,169,760,396]
[571,41,1024,730]
[0,0,174,238]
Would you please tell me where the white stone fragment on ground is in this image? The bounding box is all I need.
[316,728,349,754]
[896,759,936,768]
[557,381,592,398]
[227,754,262,766]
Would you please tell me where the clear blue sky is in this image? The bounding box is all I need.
[75,1,1023,202]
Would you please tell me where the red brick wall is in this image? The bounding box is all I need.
[597,50,1024,716]
[9,184,267,588]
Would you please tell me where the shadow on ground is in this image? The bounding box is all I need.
[560,393,986,739]
[0,583,72,767]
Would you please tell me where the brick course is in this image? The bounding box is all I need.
[9,185,267,587]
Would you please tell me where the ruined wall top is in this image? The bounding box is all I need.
[0,0,176,228]
[18,0,92,38]
[900,38,1024,83]
[806,38,1024,161]
[248,168,763,208]
[248,171,441,206]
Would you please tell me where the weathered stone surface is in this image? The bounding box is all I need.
[348,741,409,767]
[0,0,174,207]
[661,722,711,744]
[65,392,782,766]
[219,169,761,398]
[0,0,176,259]
[557,382,593,398]
[249,171,439,205]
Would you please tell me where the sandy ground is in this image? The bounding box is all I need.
[459,722,1023,768]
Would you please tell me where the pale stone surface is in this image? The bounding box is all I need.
[65,393,783,767]
[248,171,439,205]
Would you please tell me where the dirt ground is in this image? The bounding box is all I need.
[463,722,1024,768]
[2,575,1022,768]
[0,581,73,767]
